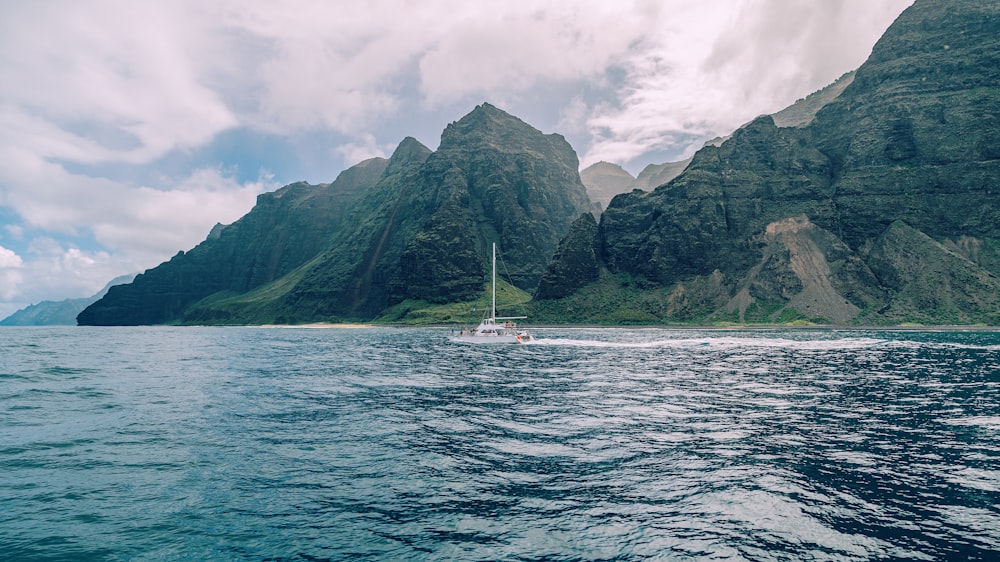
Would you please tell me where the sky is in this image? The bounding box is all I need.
[0,0,913,319]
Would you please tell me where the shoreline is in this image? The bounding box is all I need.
[251,323,999,332]
[252,323,375,329]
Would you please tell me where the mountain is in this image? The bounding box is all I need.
[534,213,600,300]
[634,159,692,191]
[1,275,135,326]
[580,161,635,212]
[535,0,1000,326]
[80,103,591,325]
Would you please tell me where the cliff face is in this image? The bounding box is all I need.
[81,103,590,325]
[538,0,1000,325]
[534,213,600,300]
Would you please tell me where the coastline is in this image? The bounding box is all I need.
[252,323,375,329]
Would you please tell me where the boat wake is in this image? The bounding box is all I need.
[527,334,1000,352]
[527,336,890,350]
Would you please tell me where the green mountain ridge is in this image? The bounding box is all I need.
[78,157,389,325]
[79,103,591,325]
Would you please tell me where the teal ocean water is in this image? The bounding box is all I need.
[1,326,998,561]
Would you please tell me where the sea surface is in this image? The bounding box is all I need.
[1,326,999,561]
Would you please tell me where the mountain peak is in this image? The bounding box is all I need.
[439,102,547,152]
[391,136,431,160]
[385,137,432,175]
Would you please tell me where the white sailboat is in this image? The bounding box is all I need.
[450,243,534,344]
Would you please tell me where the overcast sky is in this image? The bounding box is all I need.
[0,0,913,318]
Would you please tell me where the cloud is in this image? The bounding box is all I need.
[0,0,914,169]
[2,158,269,263]
[0,245,22,268]
[416,2,650,106]
[333,134,394,167]
[219,1,649,133]
[0,246,24,301]
[0,1,237,166]
[0,140,270,308]
[0,240,117,318]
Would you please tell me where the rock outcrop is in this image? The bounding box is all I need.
[534,213,600,300]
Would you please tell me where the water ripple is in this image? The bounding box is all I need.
[0,327,998,560]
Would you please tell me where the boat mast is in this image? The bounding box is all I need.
[491,242,497,320]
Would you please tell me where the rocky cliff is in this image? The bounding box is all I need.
[536,0,1000,326]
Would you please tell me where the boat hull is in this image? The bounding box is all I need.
[449,334,530,344]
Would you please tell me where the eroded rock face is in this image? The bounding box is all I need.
[724,216,884,325]
[867,221,1000,324]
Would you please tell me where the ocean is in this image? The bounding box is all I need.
[1,326,998,561]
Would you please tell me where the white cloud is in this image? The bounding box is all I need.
[0,240,117,317]
[0,246,22,268]
[0,1,237,165]
[0,0,914,168]
[0,246,24,301]
[0,148,270,309]
[333,134,392,167]
[416,1,650,106]
[7,164,268,265]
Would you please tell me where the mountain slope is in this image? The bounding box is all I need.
[634,159,692,190]
[1,275,134,326]
[262,103,591,321]
[185,104,589,323]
